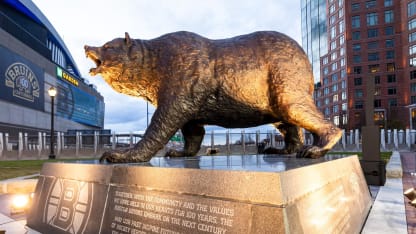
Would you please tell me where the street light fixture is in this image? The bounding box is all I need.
[48,87,57,159]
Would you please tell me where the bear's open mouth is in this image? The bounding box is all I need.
[86,51,102,74]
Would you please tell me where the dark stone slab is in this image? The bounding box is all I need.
[27,154,371,234]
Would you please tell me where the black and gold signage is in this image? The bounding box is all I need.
[56,67,79,86]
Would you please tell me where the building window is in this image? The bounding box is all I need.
[385,10,394,23]
[386,50,395,59]
[332,62,338,71]
[353,44,361,51]
[409,18,416,30]
[330,41,337,50]
[385,26,394,35]
[352,16,360,28]
[353,55,362,63]
[339,34,345,45]
[409,1,416,17]
[411,57,416,67]
[342,103,347,111]
[387,74,396,83]
[355,101,364,109]
[354,66,362,74]
[374,99,382,108]
[410,32,416,43]
[368,52,380,61]
[353,31,361,40]
[340,47,345,56]
[334,115,340,126]
[412,96,416,104]
[331,52,338,61]
[341,69,346,78]
[366,0,376,8]
[341,80,346,88]
[385,39,394,47]
[410,45,416,55]
[388,98,397,106]
[324,77,329,85]
[387,63,395,72]
[339,20,345,33]
[333,105,339,113]
[324,107,330,116]
[332,84,338,92]
[324,67,329,75]
[387,87,397,95]
[368,29,378,38]
[411,83,416,93]
[375,87,381,95]
[367,13,378,26]
[369,64,380,73]
[384,0,393,7]
[332,74,338,82]
[325,98,330,105]
[330,26,336,39]
[354,77,362,86]
[368,41,378,49]
[333,94,339,102]
[355,89,363,98]
[330,4,335,14]
[340,58,345,66]
[411,70,416,79]
[330,15,336,25]
[352,3,360,11]
[410,70,416,80]
[342,91,347,100]
[324,87,330,95]
[323,56,328,65]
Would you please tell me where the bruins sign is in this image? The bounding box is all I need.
[5,62,40,102]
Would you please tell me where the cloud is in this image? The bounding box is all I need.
[33,0,301,133]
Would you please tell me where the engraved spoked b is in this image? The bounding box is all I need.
[84,45,102,75]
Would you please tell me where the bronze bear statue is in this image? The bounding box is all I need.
[85,31,342,163]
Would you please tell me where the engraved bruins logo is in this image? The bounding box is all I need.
[5,62,40,102]
[44,178,93,233]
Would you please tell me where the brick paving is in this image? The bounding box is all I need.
[401,152,416,233]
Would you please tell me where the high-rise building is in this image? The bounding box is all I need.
[301,0,329,83]
[304,0,416,130]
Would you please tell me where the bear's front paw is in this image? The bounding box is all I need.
[99,150,129,163]
[165,149,186,157]
[296,146,328,159]
[99,149,152,163]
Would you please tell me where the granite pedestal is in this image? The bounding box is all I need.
[27,154,371,234]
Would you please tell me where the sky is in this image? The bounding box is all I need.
[32,0,302,133]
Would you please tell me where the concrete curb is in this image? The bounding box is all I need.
[386,151,403,178]
[0,174,38,194]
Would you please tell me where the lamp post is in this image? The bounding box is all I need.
[48,87,57,159]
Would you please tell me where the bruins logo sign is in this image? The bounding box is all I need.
[5,62,40,102]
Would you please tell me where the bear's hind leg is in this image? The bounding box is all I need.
[263,123,304,154]
[165,122,205,157]
[283,100,342,159]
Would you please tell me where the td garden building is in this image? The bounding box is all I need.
[0,1,104,135]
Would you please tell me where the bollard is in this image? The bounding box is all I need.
[38,132,42,158]
[393,129,398,149]
[0,132,3,157]
[76,132,80,157]
[355,129,360,151]
[406,129,411,150]
[94,131,98,154]
[18,132,23,159]
[112,132,116,150]
[241,130,246,155]
[380,129,386,151]
[57,132,61,156]
[226,130,230,155]
[24,133,28,150]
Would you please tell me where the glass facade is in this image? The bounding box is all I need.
[301,0,328,83]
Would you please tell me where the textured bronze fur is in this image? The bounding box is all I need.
[85,31,342,163]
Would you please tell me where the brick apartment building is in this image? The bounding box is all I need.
[303,0,416,130]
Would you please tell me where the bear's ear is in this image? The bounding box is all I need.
[125,32,132,46]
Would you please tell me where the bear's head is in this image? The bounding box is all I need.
[85,32,137,83]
